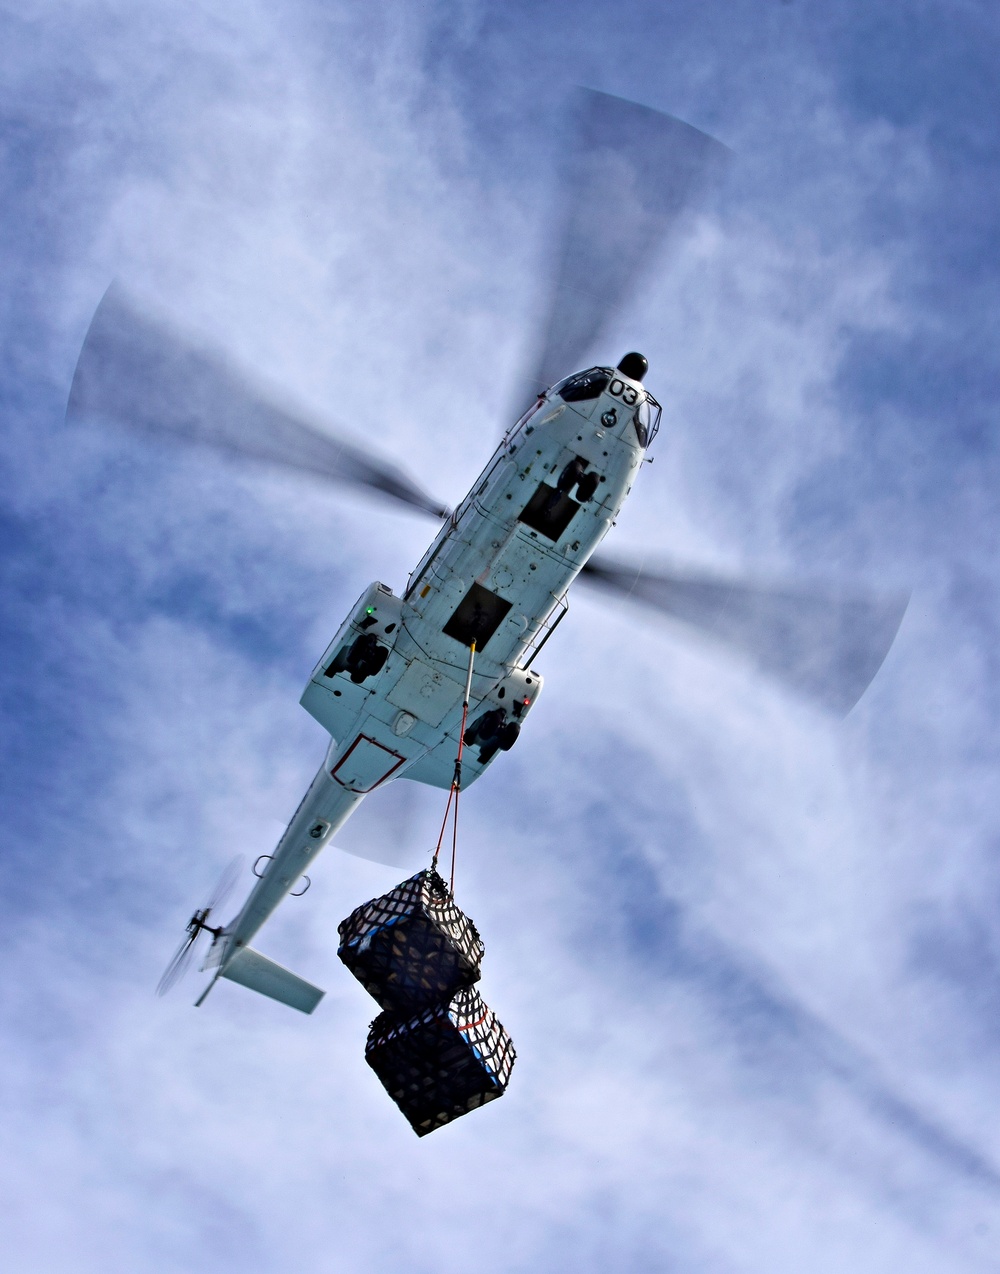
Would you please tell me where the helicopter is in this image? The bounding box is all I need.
[68,90,908,1014]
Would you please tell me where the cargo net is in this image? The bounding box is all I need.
[366,986,516,1137]
[337,869,485,1013]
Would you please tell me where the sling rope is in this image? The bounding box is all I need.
[431,640,476,892]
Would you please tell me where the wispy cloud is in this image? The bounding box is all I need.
[4,1,1000,1270]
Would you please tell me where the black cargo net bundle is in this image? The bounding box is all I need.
[365,987,517,1137]
[338,869,515,1134]
[338,868,484,1012]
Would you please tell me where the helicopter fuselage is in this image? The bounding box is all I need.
[209,363,656,985]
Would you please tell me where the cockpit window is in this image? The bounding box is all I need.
[634,393,662,448]
[558,367,611,403]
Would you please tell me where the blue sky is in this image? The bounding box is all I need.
[3,1,1000,1270]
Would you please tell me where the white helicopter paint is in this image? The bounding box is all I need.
[197,359,658,1011]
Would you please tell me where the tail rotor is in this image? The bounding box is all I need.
[156,856,243,997]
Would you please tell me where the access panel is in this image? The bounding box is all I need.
[331,734,408,792]
[443,581,513,650]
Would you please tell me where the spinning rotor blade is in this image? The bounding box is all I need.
[513,89,730,414]
[156,855,244,997]
[205,853,243,914]
[156,928,202,997]
[580,555,908,715]
[69,286,450,520]
[335,779,445,870]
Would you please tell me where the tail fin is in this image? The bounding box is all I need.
[220,946,325,1014]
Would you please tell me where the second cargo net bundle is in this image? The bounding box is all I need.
[338,868,515,1136]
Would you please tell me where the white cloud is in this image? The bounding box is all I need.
[3,1,1000,1270]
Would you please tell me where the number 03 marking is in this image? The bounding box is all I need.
[609,378,639,406]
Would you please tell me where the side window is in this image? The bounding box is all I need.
[634,399,650,447]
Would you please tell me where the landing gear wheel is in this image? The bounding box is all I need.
[576,472,599,502]
[498,721,521,751]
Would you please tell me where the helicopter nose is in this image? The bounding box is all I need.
[616,352,648,381]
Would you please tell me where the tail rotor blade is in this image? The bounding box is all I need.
[156,928,201,997]
[68,285,450,519]
[512,89,730,414]
[206,854,244,915]
[580,554,909,715]
[156,855,246,997]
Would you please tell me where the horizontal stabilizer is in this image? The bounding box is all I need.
[221,946,325,1014]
